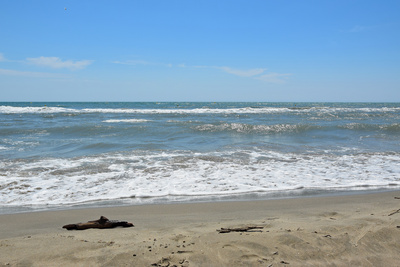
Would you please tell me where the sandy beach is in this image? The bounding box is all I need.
[1,191,400,266]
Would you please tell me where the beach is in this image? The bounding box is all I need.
[1,191,400,266]
[1,102,400,266]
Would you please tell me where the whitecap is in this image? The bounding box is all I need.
[102,119,150,123]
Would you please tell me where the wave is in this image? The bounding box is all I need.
[193,123,315,134]
[0,106,76,114]
[1,105,399,115]
[103,119,150,123]
[340,123,400,132]
[192,121,400,135]
[1,150,400,210]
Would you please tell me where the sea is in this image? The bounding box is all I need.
[1,102,400,214]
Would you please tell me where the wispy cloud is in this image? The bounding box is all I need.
[0,68,67,78]
[27,57,93,70]
[198,65,291,83]
[115,58,291,83]
[0,53,15,63]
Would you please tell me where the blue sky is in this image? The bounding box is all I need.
[1,1,399,102]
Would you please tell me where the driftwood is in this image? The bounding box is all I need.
[388,209,400,216]
[62,216,134,230]
[217,226,264,233]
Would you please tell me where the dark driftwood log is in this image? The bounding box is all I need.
[388,209,400,216]
[217,226,263,233]
[62,216,134,230]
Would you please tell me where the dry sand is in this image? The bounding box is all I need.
[1,191,400,266]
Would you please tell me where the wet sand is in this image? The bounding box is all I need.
[1,191,400,266]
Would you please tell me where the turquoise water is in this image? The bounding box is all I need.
[1,102,400,213]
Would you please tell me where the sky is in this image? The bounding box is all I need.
[0,0,399,102]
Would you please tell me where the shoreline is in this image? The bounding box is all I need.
[1,190,400,266]
[2,187,399,216]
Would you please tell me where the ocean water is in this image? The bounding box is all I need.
[1,102,400,214]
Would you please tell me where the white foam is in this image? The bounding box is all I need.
[0,139,40,152]
[1,105,399,115]
[103,119,150,123]
[81,107,283,114]
[194,123,302,133]
[0,106,77,114]
[1,150,399,208]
